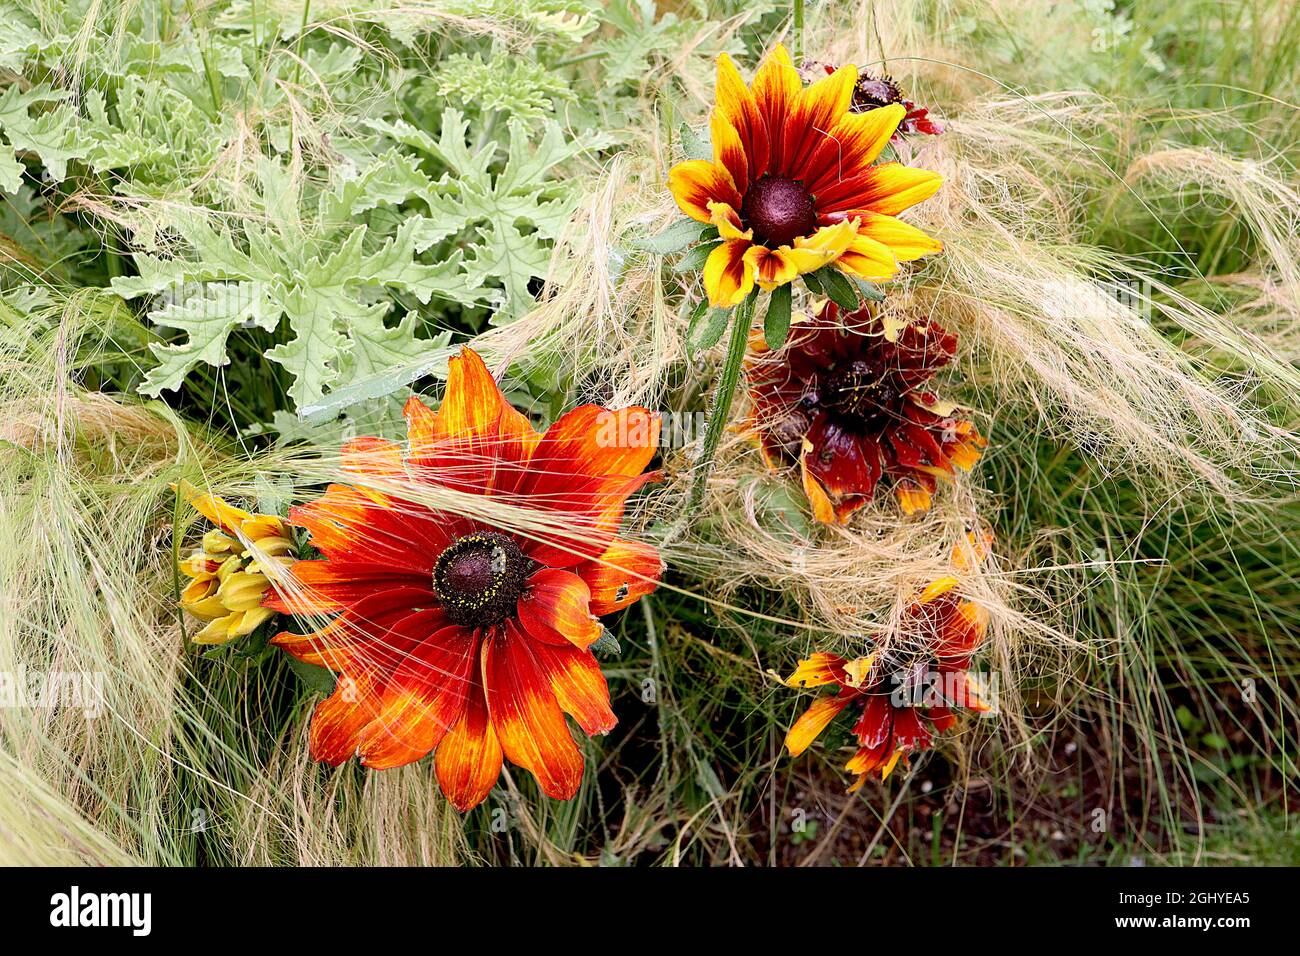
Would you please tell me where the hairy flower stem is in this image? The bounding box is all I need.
[683,291,757,521]
[793,0,805,62]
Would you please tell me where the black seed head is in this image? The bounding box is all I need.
[433,532,529,628]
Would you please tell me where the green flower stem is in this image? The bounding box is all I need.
[793,0,805,62]
[683,290,757,520]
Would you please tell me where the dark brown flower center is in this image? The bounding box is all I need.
[852,74,905,113]
[741,176,816,248]
[825,360,902,422]
[433,531,528,628]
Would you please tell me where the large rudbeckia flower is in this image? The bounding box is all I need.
[746,302,986,523]
[263,347,663,811]
[667,43,943,308]
[785,537,994,789]
[175,482,295,645]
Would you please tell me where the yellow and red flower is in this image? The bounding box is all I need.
[667,44,943,308]
[784,535,995,789]
[176,482,295,645]
[263,347,663,811]
[746,302,986,523]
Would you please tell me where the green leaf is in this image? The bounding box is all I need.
[589,630,621,657]
[686,299,729,358]
[814,266,861,311]
[764,283,792,350]
[680,122,711,161]
[380,110,614,322]
[633,217,713,254]
[285,654,338,697]
[852,276,887,302]
[139,282,276,397]
[0,137,21,194]
[674,239,721,274]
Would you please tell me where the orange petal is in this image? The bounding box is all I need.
[784,651,849,688]
[531,640,617,736]
[341,435,405,482]
[783,63,857,178]
[805,104,905,194]
[751,45,801,172]
[799,441,842,525]
[853,163,944,217]
[704,238,756,307]
[262,560,432,615]
[895,480,933,515]
[356,621,479,770]
[715,52,769,180]
[576,538,663,616]
[743,244,799,290]
[484,623,585,801]
[951,527,994,572]
[667,159,741,224]
[517,568,603,650]
[710,110,749,195]
[287,483,444,572]
[308,671,383,766]
[785,694,851,757]
[519,406,660,566]
[434,660,503,811]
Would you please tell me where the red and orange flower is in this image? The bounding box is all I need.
[667,44,943,308]
[785,535,994,789]
[746,302,986,523]
[263,347,663,811]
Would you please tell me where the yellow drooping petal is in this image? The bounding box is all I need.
[703,238,756,307]
[917,575,959,604]
[785,220,859,275]
[854,211,942,261]
[216,570,271,612]
[785,695,850,757]
[840,655,875,689]
[707,200,752,240]
[835,232,901,282]
[192,615,235,645]
[743,244,799,291]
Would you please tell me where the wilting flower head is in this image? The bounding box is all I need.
[263,347,663,811]
[784,533,994,789]
[175,482,295,645]
[746,302,985,523]
[667,44,943,308]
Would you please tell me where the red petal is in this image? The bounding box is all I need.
[530,640,617,736]
[357,621,479,770]
[482,623,585,801]
[517,568,602,649]
[262,560,431,615]
[269,585,435,672]
[434,659,503,811]
[308,671,383,766]
[575,538,663,616]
